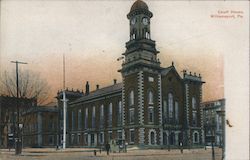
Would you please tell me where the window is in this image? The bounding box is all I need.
[77,134,81,144]
[92,106,96,128]
[163,100,167,123]
[168,93,174,119]
[148,91,153,104]
[193,132,199,143]
[175,102,179,123]
[129,90,134,106]
[49,135,54,145]
[148,107,154,123]
[99,132,104,144]
[85,108,88,129]
[192,97,197,126]
[150,132,155,145]
[100,105,104,128]
[192,112,197,126]
[78,109,82,130]
[84,133,88,144]
[129,108,135,123]
[72,111,75,130]
[48,122,53,130]
[91,134,95,145]
[129,129,135,143]
[192,97,197,109]
[118,101,122,126]
[108,103,112,127]
[117,130,122,140]
[71,134,75,144]
[108,131,112,142]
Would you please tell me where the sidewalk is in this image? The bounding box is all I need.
[0,147,223,160]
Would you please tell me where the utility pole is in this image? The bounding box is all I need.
[61,54,68,149]
[11,61,27,155]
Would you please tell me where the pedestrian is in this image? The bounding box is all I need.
[180,142,183,154]
[105,143,110,155]
[124,142,128,153]
[99,146,102,154]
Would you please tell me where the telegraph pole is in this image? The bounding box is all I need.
[11,61,27,155]
[61,54,68,149]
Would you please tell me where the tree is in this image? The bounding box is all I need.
[0,69,51,105]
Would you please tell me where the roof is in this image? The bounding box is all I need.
[130,0,148,12]
[201,98,225,106]
[161,66,174,76]
[22,106,58,115]
[70,83,122,105]
[161,65,183,81]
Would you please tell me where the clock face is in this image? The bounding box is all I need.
[142,18,149,25]
[131,18,136,25]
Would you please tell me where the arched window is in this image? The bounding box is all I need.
[192,97,197,126]
[193,132,199,143]
[148,91,153,104]
[168,93,173,119]
[129,90,134,106]
[150,132,155,145]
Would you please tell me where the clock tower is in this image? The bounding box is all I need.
[120,0,163,146]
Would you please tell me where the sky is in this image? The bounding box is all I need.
[0,0,248,103]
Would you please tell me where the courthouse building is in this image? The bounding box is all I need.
[57,0,205,148]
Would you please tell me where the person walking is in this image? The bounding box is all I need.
[180,142,183,154]
[105,143,110,155]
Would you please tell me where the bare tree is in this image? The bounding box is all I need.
[0,69,51,105]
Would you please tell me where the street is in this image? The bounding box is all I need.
[0,148,222,160]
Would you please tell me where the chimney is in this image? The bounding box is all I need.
[85,81,89,95]
[96,84,99,90]
[113,79,117,84]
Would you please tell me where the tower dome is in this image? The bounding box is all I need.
[130,0,148,12]
[127,0,152,19]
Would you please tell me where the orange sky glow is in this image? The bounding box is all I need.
[3,0,245,104]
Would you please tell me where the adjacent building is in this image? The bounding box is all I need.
[0,95,37,148]
[22,104,58,147]
[201,99,225,147]
[57,0,205,148]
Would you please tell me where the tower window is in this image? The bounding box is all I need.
[129,129,135,144]
[129,90,134,106]
[148,91,154,104]
[148,107,154,123]
[129,108,135,123]
[150,131,155,145]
